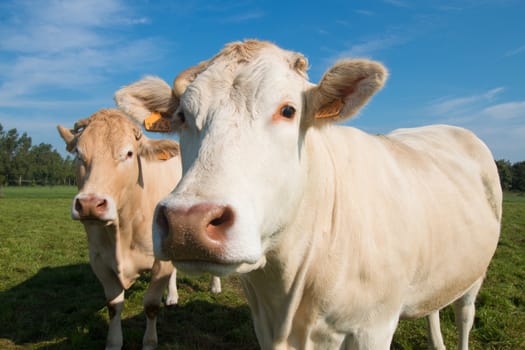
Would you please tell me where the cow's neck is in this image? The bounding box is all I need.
[84,222,136,289]
[107,176,154,288]
[242,126,340,348]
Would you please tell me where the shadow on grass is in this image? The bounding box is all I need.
[153,300,257,350]
[0,264,258,349]
[0,263,107,349]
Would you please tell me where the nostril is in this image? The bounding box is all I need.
[75,198,83,212]
[206,206,234,240]
[96,199,107,211]
[209,207,234,227]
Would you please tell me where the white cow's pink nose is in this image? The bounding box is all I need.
[155,203,235,262]
[72,194,113,220]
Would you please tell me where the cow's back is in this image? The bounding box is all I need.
[386,124,502,224]
[300,124,501,322]
[387,125,503,226]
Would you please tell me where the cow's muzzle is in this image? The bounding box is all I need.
[154,203,235,263]
[71,193,117,221]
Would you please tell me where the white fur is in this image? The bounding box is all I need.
[115,41,501,350]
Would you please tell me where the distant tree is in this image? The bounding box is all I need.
[0,125,33,185]
[0,124,6,184]
[511,161,525,192]
[13,132,32,184]
[0,123,74,186]
[495,159,513,191]
[29,143,63,185]
[57,155,77,186]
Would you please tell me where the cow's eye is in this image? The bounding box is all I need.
[126,151,133,159]
[280,105,296,119]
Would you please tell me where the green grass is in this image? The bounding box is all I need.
[0,186,523,349]
[0,185,79,199]
[501,191,525,203]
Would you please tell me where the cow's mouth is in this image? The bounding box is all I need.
[173,260,241,277]
[173,256,267,276]
[78,217,117,227]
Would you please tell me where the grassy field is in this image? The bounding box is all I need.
[0,186,523,349]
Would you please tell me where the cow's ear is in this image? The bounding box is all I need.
[138,139,180,161]
[308,59,387,123]
[114,76,180,132]
[56,125,77,153]
[173,60,208,97]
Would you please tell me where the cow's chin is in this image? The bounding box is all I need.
[174,256,267,277]
[78,217,117,227]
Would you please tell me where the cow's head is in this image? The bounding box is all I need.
[115,40,387,275]
[57,109,179,223]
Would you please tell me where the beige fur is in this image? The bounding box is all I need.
[57,110,220,350]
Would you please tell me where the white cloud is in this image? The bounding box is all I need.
[0,0,131,53]
[481,101,525,120]
[504,44,525,57]
[0,0,159,107]
[221,10,265,23]
[423,89,525,162]
[383,0,410,8]
[426,87,505,116]
[334,35,407,60]
[354,9,375,16]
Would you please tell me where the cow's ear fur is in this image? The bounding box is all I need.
[114,76,179,126]
[173,60,208,97]
[138,139,180,161]
[308,59,387,123]
[56,125,77,153]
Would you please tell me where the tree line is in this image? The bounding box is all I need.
[0,123,76,186]
[496,160,525,192]
[0,122,524,191]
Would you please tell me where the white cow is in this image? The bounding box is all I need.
[115,40,502,350]
[57,109,221,350]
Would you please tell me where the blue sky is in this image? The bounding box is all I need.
[0,0,523,161]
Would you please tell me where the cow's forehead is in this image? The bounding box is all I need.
[205,42,308,87]
[78,110,137,155]
[182,42,309,123]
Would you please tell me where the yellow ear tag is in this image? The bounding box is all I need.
[144,112,172,132]
[314,98,344,119]
[156,150,172,161]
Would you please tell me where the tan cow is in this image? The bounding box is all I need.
[57,109,221,350]
[115,40,502,350]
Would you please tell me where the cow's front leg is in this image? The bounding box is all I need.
[106,290,125,350]
[90,258,126,350]
[142,259,174,350]
[166,269,179,305]
[426,310,446,350]
[210,275,222,294]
